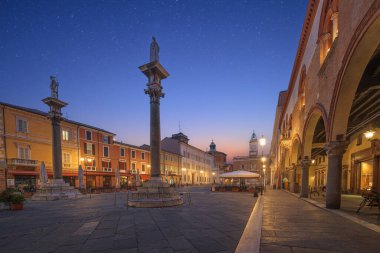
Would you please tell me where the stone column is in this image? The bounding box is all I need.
[341,165,348,193]
[300,158,311,198]
[149,89,162,179]
[290,164,297,193]
[325,141,348,209]
[52,117,63,179]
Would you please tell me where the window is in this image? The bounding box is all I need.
[102,160,112,172]
[120,148,125,157]
[103,146,109,157]
[63,153,71,167]
[131,162,136,173]
[141,152,145,160]
[131,150,136,159]
[85,130,92,140]
[18,146,30,159]
[16,118,28,133]
[85,143,95,155]
[62,129,72,141]
[119,161,126,170]
[142,163,146,172]
[103,135,109,144]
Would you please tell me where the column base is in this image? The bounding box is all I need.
[128,180,183,208]
[31,179,81,201]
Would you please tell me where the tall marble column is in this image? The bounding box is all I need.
[325,140,348,209]
[139,37,169,182]
[42,76,68,180]
[300,158,311,198]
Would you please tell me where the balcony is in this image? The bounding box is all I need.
[8,158,38,167]
[86,166,96,171]
[102,167,112,172]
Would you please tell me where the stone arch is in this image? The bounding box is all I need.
[329,4,380,140]
[302,103,328,158]
[290,135,302,165]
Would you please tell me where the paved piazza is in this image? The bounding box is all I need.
[0,186,256,253]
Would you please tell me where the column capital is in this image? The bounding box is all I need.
[325,140,349,156]
[145,82,164,103]
[299,158,311,169]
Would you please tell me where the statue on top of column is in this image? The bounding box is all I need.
[150,37,159,62]
[50,76,59,99]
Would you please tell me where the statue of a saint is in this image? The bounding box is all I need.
[150,36,159,62]
[50,76,59,99]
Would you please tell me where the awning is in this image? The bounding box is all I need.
[219,170,260,178]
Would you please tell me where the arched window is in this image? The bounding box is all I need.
[298,65,306,109]
[318,0,339,64]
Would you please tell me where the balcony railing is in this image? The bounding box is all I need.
[8,158,38,167]
[63,163,71,168]
[86,166,96,171]
[103,167,112,172]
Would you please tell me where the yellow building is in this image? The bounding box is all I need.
[0,102,79,191]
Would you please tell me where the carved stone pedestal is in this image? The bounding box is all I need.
[127,180,183,208]
[31,179,80,201]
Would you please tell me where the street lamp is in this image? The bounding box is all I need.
[212,172,216,184]
[364,129,376,140]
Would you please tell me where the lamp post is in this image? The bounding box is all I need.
[212,172,216,184]
[259,135,266,194]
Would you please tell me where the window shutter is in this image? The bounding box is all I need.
[23,121,27,132]
[92,144,95,155]
[68,130,72,141]
[84,143,87,154]
[108,136,111,144]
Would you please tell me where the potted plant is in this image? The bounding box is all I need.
[10,193,25,210]
[0,189,25,210]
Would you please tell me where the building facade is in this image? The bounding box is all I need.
[269,0,380,209]
[208,140,227,183]
[161,132,213,185]
[232,131,267,174]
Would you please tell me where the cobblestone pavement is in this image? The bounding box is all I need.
[261,190,380,253]
[0,186,256,253]
[310,194,380,226]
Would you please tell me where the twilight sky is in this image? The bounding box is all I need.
[0,0,307,161]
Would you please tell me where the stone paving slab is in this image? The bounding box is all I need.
[261,190,380,253]
[0,186,256,252]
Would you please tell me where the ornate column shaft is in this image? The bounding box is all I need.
[146,82,163,179]
[300,158,311,198]
[52,117,63,179]
[325,140,348,209]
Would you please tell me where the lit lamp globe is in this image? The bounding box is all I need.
[364,129,376,140]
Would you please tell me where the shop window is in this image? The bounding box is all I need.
[103,176,112,188]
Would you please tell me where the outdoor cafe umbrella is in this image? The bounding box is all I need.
[78,165,84,190]
[219,170,260,186]
[39,161,48,185]
[115,167,121,189]
[219,170,260,178]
